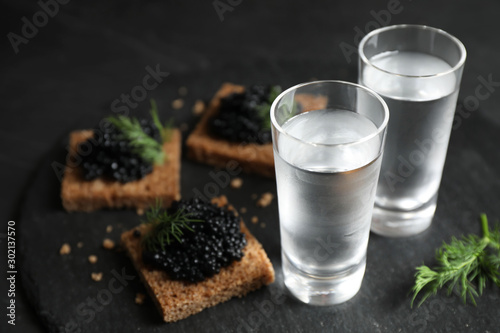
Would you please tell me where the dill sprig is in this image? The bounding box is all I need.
[107,115,164,165]
[107,99,171,165]
[141,200,203,252]
[149,99,174,143]
[256,85,282,130]
[411,214,500,307]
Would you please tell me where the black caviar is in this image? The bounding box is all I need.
[142,198,247,283]
[210,85,275,144]
[78,119,161,183]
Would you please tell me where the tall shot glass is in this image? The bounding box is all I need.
[271,81,389,305]
[359,25,466,237]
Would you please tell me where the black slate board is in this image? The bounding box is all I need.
[18,107,500,333]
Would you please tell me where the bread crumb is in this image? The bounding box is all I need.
[260,222,266,228]
[240,207,247,214]
[192,100,205,115]
[91,272,103,282]
[135,292,146,305]
[88,255,98,264]
[230,177,243,189]
[251,216,259,224]
[172,98,184,110]
[136,208,145,215]
[106,225,113,233]
[102,238,115,250]
[59,243,71,255]
[211,195,228,207]
[256,192,274,208]
[180,122,189,132]
[178,86,188,96]
[227,204,238,216]
[77,242,83,248]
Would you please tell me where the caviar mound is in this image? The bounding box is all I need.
[186,83,329,178]
[210,85,274,144]
[79,119,162,183]
[186,83,275,178]
[61,129,182,213]
[142,198,247,283]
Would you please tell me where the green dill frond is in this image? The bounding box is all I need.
[161,118,174,143]
[107,99,174,165]
[107,115,165,165]
[257,85,282,130]
[149,99,174,143]
[141,199,203,252]
[411,214,500,307]
[150,99,163,134]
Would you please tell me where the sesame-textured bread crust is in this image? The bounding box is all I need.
[121,197,275,323]
[186,83,328,178]
[61,129,181,213]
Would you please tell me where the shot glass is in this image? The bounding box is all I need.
[359,25,466,237]
[271,81,389,305]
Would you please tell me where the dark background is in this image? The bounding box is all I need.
[1,0,500,332]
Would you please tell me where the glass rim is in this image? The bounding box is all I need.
[270,80,389,148]
[358,24,467,79]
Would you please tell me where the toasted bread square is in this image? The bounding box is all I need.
[61,129,181,213]
[186,83,328,178]
[186,83,275,177]
[121,201,275,322]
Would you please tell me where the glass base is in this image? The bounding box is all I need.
[282,253,365,306]
[371,195,437,237]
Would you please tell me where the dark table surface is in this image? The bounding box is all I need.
[2,0,500,332]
